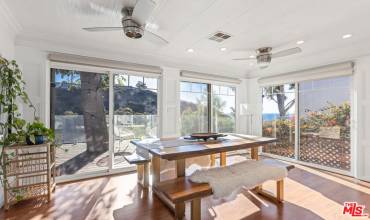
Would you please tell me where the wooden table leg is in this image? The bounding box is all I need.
[277,179,284,202]
[220,152,227,167]
[210,154,216,167]
[191,198,201,220]
[143,163,149,188]
[251,146,261,190]
[175,159,186,219]
[251,146,259,160]
[176,159,186,177]
[152,156,176,213]
[151,155,161,185]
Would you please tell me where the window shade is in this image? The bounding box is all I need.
[180,70,242,84]
[48,53,162,74]
[258,61,354,86]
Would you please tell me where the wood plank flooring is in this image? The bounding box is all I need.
[1,159,369,220]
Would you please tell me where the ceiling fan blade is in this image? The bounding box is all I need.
[232,58,256,61]
[83,27,122,32]
[132,0,156,26]
[144,29,169,45]
[272,47,302,58]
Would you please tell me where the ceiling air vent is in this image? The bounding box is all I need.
[208,31,231,42]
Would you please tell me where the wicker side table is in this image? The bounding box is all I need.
[3,143,56,210]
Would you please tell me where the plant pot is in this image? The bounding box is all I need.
[26,135,44,145]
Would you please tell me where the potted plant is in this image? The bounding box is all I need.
[26,121,54,145]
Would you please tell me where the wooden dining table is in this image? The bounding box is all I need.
[131,134,277,216]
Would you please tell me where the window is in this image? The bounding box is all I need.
[180,82,209,135]
[261,76,351,171]
[212,85,236,133]
[180,82,236,135]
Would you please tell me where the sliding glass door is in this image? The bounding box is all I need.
[51,67,159,179]
[113,73,158,169]
[262,84,296,159]
[299,77,351,171]
[261,76,351,172]
[51,69,110,177]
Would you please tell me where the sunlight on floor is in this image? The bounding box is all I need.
[292,163,370,195]
[262,178,369,220]
[209,193,261,220]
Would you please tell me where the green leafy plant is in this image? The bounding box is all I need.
[0,57,54,205]
[26,121,54,144]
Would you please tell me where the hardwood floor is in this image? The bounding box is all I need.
[1,159,369,220]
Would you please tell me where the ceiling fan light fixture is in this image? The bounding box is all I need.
[257,54,271,69]
[122,17,143,39]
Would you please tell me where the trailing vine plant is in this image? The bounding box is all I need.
[0,56,36,201]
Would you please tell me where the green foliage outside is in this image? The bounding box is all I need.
[180,94,235,135]
[262,102,351,139]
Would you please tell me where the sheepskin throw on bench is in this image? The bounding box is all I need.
[190,159,288,198]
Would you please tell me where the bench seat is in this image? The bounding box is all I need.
[155,177,212,203]
[124,153,150,188]
[124,153,150,164]
[155,159,295,220]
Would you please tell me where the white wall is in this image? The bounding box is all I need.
[159,67,181,137]
[14,46,49,124]
[0,0,18,208]
[245,78,263,136]
[0,1,16,58]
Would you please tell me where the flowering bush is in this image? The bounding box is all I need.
[263,102,350,139]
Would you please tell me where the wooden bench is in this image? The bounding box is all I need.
[124,153,150,188]
[155,159,294,220]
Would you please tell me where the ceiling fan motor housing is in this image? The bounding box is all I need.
[257,47,272,68]
[122,17,143,39]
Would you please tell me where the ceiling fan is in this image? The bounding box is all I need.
[82,0,168,45]
[233,47,302,69]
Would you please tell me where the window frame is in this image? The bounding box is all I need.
[179,80,237,134]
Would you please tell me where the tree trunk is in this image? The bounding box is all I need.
[80,72,108,154]
[276,85,286,117]
[276,93,287,117]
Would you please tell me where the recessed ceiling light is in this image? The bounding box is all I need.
[187,48,194,53]
[249,63,254,66]
[296,40,305,45]
[249,55,255,58]
[342,34,352,39]
[220,47,227,51]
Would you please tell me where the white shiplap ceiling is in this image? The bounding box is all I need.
[4,0,370,78]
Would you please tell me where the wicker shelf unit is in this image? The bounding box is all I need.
[3,142,56,210]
